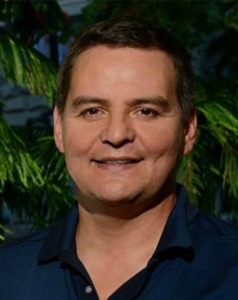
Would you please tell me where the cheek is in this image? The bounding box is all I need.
[62,123,98,156]
[62,126,95,190]
[140,124,183,160]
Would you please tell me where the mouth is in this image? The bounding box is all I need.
[92,157,143,166]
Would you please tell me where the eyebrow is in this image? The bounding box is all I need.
[70,95,171,112]
[70,96,109,112]
[129,96,171,111]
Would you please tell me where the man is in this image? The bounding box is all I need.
[1,17,238,300]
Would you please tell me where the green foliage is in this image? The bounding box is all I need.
[0,0,75,240]
[0,29,57,105]
[31,135,75,222]
[0,114,43,192]
[177,85,238,214]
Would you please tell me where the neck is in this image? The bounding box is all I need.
[76,191,176,254]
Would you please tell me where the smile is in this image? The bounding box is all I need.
[94,160,139,165]
[93,157,143,166]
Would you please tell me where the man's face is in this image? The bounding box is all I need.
[54,46,196,206]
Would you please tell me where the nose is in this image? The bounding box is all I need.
[100,114,135,148]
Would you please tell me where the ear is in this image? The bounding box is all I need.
[53,106,65,153]
[183,110,197,155]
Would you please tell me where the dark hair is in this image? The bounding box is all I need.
[57,17,194,119]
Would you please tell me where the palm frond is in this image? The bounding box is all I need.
[178,85,238,215]
[197,100,238,138]
[30,135,75,223]
[0,28,57,105]
[31,135,69,183]
[0,115,43,192]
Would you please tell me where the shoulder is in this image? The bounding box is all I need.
[0,221,59,273]
[192,212,238,238]
[1,226,48,250]
[190,212,238,256]
[0,222,60,298]
[0,223,53,256]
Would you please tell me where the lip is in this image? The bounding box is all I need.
[93,156,143,163]
[92,156,143,168]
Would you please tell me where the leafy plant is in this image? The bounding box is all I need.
[0,0,75,240]
[0,29,57,105]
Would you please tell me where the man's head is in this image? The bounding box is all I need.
[56,17,194,121]
[54,17,197,209]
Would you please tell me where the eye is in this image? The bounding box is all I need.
[137,108,159,117]
[80,107,102,117]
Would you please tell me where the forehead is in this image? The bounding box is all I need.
[68,46,177,105]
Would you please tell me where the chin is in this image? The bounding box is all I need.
[90,184,143,206]
[98,198,132,207]
[94,192,137,206]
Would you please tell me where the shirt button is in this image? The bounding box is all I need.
[85,285,93,294]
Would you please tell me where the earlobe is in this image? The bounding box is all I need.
[53,106,65,153]
[183,110,197,155]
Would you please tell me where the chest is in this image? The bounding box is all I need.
[3,255,238,300]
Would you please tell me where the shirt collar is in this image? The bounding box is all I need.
[37,202,79,262]
[37,184,199,262]
[156,184,199,255]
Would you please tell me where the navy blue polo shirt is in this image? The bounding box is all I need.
[1,185,238,300]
